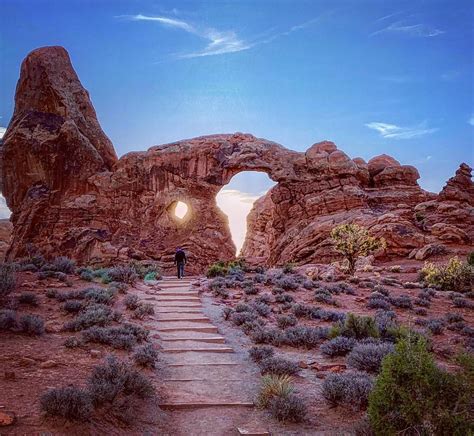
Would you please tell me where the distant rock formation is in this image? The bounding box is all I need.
[1,46,473,272]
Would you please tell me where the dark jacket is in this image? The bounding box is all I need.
[175,250,186,264]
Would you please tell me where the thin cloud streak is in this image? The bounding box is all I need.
[0,127,6,139]
[118,13,324,59]
[371,20,444,38]
[365,121,438,139]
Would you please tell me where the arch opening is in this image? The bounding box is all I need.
[174,201,189,220]
[216,171,275,257]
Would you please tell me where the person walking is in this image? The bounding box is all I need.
[174,247,187,279]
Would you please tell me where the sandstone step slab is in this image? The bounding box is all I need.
[155,291,199,296]
[157,325,218,334]
[157,330,225,341]
[161,340,230,350]
[162,380,254,404]
[162,346,234,354]
[154,315,210,323]
[154,307,203,314]
[155,301,201,307]
[165,351,241,366]
[155,296,201,302]
[165,363,249,381]
[159,401,254,410]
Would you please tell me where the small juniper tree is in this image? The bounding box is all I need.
[331,224,386,275]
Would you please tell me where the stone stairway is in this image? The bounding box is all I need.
[139,277,268,435]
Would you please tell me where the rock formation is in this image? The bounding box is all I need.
[1,46,473,272]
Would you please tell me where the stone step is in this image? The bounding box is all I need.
[165,351,240,366]
[155,296,200,302]
[157,330,225,341]
[156,301,201,307]
[154,316,210,323]
[154,308,203,313]
[157,325,218,333]
[160,339,228,350]
[159,336,226,344]
[155,291,199,296]
[165,363,247,380]
[162,347,234,353]
[159,401,254,410]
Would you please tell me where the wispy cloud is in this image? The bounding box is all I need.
[117,13,324,59]
[469,114,474,126]
[365,121,438,139]
[379,75,413,84]
[0,127,6,139]
[371,20,444,38]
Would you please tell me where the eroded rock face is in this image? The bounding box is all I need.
[1,47,473,272]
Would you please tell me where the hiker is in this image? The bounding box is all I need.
[174,247,187,279]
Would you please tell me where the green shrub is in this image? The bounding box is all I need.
[468,251,474,266]
[420,257,472,292]
[331,224,386,275]
[368,337,474,435]
[257,374,293,407]
[330,313,380,340]
[206,261,228,278]
[0,263,16,300]
[108,265,138,284]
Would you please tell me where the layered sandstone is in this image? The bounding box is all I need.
[1,47,473,272]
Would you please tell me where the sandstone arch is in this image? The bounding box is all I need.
[1,46,472,273]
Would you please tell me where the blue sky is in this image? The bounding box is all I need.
[0,0,473,236]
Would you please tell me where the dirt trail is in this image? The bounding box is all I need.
[135,276,271,436]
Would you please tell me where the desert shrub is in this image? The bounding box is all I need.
[124,294,140,310]
[231,311,257,326]
[222,307,233,321]
[268,394,307,423]
[64,336,83,348]
[235,303,252,313]
[275,276,299,291]
[45,289,57,298]
[55,289,87,302]
[133,303,155,319]
[283,326,329,348]
[17,262,38,272]
[84,287,116,305]
[445,312,464,323]
[107,265,138,284]
[302,279,314,290]
[19,314,45,335]
[244,283,258,295]
[331,313,380,340]
[321,336,357,357]
[214,286,229,298]
[366,295,391,310]
[282,263,295,274]
[322,372,374,410]
[143,272,157,281]
[249,345,275,363]
[241,320,263,334]
[277,314,298,329]
[250,327,284,345]
[0,263,16,300]
[347,342,394,373]
[0,309,17,330]
[414,307,427,316]
[425,319,445,335]
[53,256,76,274]
[368,339,474,435]
[40,386,93,421]
[253,273,266,284]
[257,374,293,407]
[109,282,128,294]
[275,293,294,303]
[389,295,413,309]
[133,344,159,368]
[80,270,94,282]
[206,261,228,278]
[259,356,300,376]
[88,355,154,406]
[312,308,346,322]
[252,302,271,317]
[453,297,472,308]
[82,324,148,349]
[330,224,386,275]
[255,294,272,305]
[64,304,116,331]
[420,257,472,292]
[18,292,39,306]
[414,297,430,307]
[314,289,337,305]
[292,303,313,318]
[63,300,84,313]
